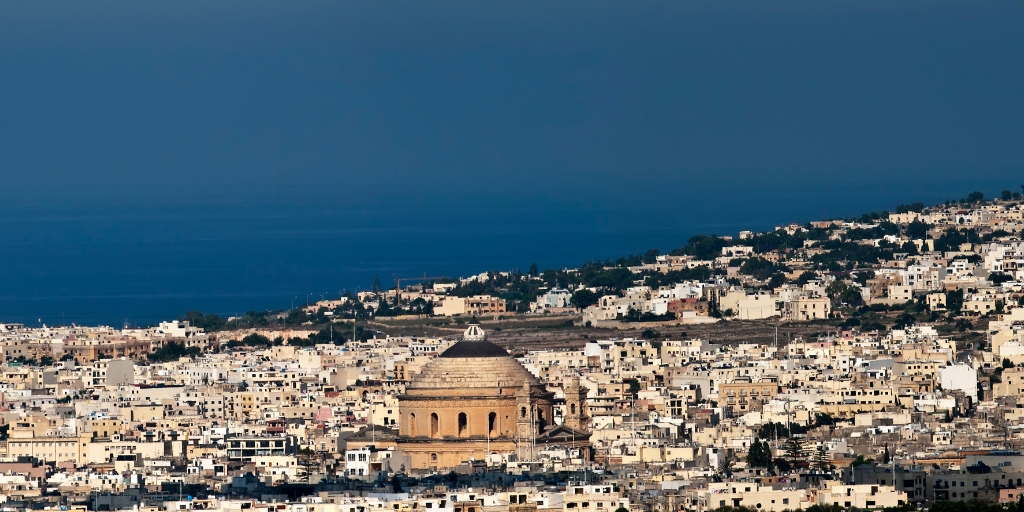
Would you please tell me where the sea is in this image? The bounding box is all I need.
[0,180,1006,327]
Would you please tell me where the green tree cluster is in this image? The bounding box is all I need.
[148,342,201,362]
[746,440,773,468]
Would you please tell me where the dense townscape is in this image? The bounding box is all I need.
[8,190,1024,512]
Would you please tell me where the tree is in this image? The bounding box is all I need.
[148,342,201,362]
[746,441,766,467]
[946,289,964,314]
[814,413,837,427]
[672,235,730,261]
[796,271,818,286]
[571,289,599,310]
[641,328,661,339]
[768,273,787,289]
[227,333,272,348]
[758,422,790,440]
[990,272,1014,284]
[906,219,930,239]
[901,241,919,256]
[296,447,318,483]
[740,258,784,281]
[895,202,925,214]
[371,275,382,299]
[1003,190,1014,201]
[746,440,773,468]
[528,262,539,277]
[717,457,735,478]
[812,446,832,471]
[893,313,916,330]
[642,249,660,264]
[840,286,864,307]
[624,378,641,398]
[826,280,862,306]
[782,437,807,463]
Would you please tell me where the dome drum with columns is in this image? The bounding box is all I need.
[396,324,589,470]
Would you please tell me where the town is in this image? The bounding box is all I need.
[6,189,1024,512]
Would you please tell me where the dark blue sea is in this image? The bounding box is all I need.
[0,179,1005,327]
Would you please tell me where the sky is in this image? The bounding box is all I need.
[0,1,1023,324]
[2,1,1022,207]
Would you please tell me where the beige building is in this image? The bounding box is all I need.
[433,295,507,317]
[783,296,831,321]
[718,377,780,413]
[1,434,91,465]
[697,482,811,512]
[817,483,907,509]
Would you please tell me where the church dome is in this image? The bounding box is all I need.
[406,325,541,391]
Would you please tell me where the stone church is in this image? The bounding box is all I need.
[396,324,590,470]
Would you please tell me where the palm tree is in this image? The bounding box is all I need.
[718,457,735,478]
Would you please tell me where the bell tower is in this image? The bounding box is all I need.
[563,375,589,431]
[515,381,534,458]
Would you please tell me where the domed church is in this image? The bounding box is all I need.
[397,324,590,470]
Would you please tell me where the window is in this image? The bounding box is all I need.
[431,413,440,437]
[409,413,416,436]
[488,412,497,435]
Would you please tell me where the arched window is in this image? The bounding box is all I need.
[570,404,577,414]
[409,413,416,436]
[521,406,527,418]
[430,453,437,461]
[488,412,497,435]
[430,413,439,438]
[458,412,468,437]
[537,408,547,431]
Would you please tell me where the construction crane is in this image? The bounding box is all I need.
[392,273,447,306]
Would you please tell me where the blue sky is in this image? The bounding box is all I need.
[2,1,1022,210]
